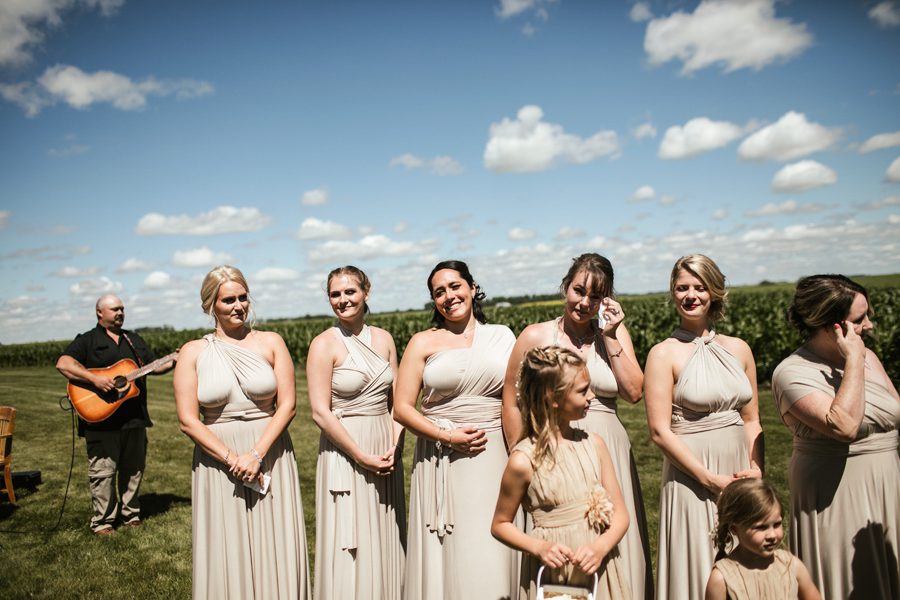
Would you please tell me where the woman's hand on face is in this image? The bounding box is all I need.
[572,543,607,575]
[834,321,866,362]
[600,298,625,334]
[356,451,395,476]
[448,426,487,456]
[536,540,574,569]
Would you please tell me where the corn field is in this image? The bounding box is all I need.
[2,288,898,385]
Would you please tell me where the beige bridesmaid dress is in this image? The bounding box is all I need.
[403,323,518,600]
[712,549,798,599]
[655,329,753,600]
[192,334,310,599]
[314,326,406,599]
[773,347,900,599]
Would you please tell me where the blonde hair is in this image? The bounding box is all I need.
[713,478,783,560]
[326,265,372,314]
[516,346,585,469]
[670,254,728,322]
[200,265,254,326]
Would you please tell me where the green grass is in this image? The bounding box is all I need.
[0,368,793,599]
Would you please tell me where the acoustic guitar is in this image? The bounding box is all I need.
[67,352,177,423]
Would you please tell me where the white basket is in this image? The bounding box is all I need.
[535,565,598,600]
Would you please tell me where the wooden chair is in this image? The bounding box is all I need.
[0,406,16,504]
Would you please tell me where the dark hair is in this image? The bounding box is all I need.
[714,478,783,560]
[326,265,371,314]
[787,274,871,338]
[560,253,615,299]
[426,260,487,328]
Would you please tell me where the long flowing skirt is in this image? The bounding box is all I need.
[314,412,406,599]
[404,428,518,599]
[574,408,653,600]
[192,417,310,599]
[655,424,747,600]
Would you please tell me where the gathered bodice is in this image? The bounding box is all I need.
[671,329,751,432]
[330,325,393,417]
[196,334,277,422]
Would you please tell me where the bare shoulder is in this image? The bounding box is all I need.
[178,338,207,361]
[404,329,439,357]
[506,449,534,478]
[517,321,555,346]
[369,326,396,346]
[647,337,679,361]
[715,333,751,354]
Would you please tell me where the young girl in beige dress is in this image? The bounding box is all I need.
[706,478,820,600]
[492,346,631,600]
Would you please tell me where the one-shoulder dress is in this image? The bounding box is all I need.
[314,326,406,600]
[192,334,310,599]
[712,549,799,600]
[772,347,900,599]
[555,320,653,600]
[656,330,753,600]
[513,431,631,600]
[403,323,518,600]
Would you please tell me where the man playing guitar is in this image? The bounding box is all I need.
[56,294,176,536]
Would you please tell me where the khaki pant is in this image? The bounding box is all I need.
[85,428,147,532]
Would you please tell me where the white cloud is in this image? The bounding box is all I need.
[771,160,838,193]
[633,121,657,140]
[869,2,900,28]
[144,271,172,289]
[859,131,900,154]
[0,0,124,67]
[117,258,154,272]
[358,225,374,235]
[887,157,900,183]
[172,247,233,268]
[48,143,89,157]
[495,0,553,20]
[630,185,656,202]
[630,2,653,22]
[555,227,585,240]
[69,276,123,297]
[0,210,9,229]
[508,227,537,241]
[889,214,900,224]
[712,208,728,220]
[52,266,98,277]
[644,0,812,74]
[658,117,745,159]
[484,105,619,173]
[255,267,300,282]
[659,195,675,205]
[738,111,840,161]
[393,221,409,234]
[136,206,270,236]
[301,187,328,206]
[296,217,352,241]
[2,64,213,117]
[867,196,900,209]
[390,153,463,176]
[746,199,827,217]
[308,235,439,263]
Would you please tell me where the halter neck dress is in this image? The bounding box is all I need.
[192,334,310,599]
[655,329,753,600]
[403,323,518,600]
[314,326,406,600]
[552,318,653,599]
[773,347,900,599]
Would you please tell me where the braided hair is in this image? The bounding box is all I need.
[713,478,783,560]
[516,345,586,470]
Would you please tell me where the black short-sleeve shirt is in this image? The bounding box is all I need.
[62,325,156,434]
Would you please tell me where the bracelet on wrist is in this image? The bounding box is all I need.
[251,448,263,466]
[223,449,231,464]
[608,347,624,359]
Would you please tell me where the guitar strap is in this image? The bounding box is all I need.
[120,332,145,368]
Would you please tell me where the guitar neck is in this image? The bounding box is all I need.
[127,352,178,381]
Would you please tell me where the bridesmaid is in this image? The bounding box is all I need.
[772,274,899,598]
[644,254,763,600]
[500,253,653,599]
[394,260,518,600]
[173,265,309,599]
[307,266,406,599]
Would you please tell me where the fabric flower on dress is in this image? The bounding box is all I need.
[585,483,614,533]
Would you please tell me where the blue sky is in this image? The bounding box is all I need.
[1,0,899,344]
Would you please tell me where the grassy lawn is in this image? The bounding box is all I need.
[0,367,793,599]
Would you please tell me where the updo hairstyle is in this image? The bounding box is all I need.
[787,274,871,338]
[560,253,615,299]
[326,265,372,314]
[670,254,728,322]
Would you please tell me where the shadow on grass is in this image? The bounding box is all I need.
[140,492,190,518]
